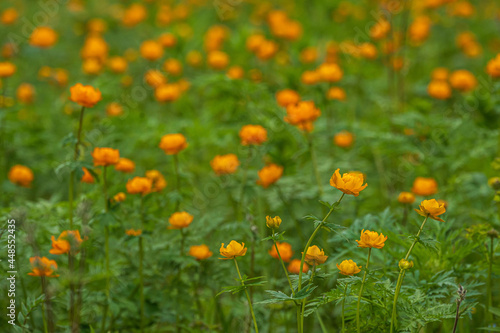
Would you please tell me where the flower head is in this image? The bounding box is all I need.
[257,164,283,188]
[287,259,309,274]
[304,245,328,265]
[168,212,194,229]
[113,192,126,202]
[486,54,500,78]
[265,215,282,229]
[356,229,388,249]
[140,40,164,61]
[276,89,300,107]
[210,154,240,175]
[330,169,367,196]
[398,191,415,204]
[415,199,446,222]
[189,245,213,260]
[50,230,84,255]
[28,257,59,277]
[411,177,438,196]
[284,101,321,132]
[17,83,35,104]
[30,27,58,48]
[70,83,102,108]
[450,69,477,92]
[333,131,354,148]
[8,165,34,187]
[145,170,168,192]
[159,133,188,155]
[125,229,142,236]
[219,240,247,259]
[92,147,120,166]
[126,177,152,196]
[81,167,95,184]
[398,259,414,270]
[114,158,135,173]
[336,259,361,276]
[239,125,268,146]
[269,242,293,262]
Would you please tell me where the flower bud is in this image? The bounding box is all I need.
[487,229,499,239]
[266,215,282,229]
[489,177,500,190]
[399,259,414,270]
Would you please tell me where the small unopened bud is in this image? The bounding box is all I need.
[489,177,500,190]
[487,229,499,239]
[457,284,467,303]
[266,216,282,229]
[399,259,414,270]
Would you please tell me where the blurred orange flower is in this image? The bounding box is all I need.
[168,212,194,229]
[16,83,35,104]
[327,87,346,101]
[333,131,354,148]
[0,62,16,77]
[126,177,152,196]
[140,40,164,61]
[276,89,300,107]
[257,164,283,188]
[145,170,168,192]
[288,259,309,274]
[50,230,84,255]
[81,167,95,184]
[70,83,102,108]
[239,124,267,145]
[427,80,451,99]
[398,191,415,204]
[189,245,213,260]
[211,154,240,175]
[126,229,142,236]
[30,27,58,48]
[92,147,120,166]
[28,257,59,277]
[207,50,229,69]
[155,84,181,102]
[115,158,135,173]
[411,177,438,196]
[284,101,321,132]
[449,70,477,92]
[159,133,188,154]
[8,165,34,187]
[113,192,126,202]
[269,242,293,262]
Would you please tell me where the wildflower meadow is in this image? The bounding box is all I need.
[1,0,500,332]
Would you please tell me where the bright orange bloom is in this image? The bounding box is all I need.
[122,3,147,27]
[431,68,449,81]
[304,245,328,265]
[125,229,142,236]
[239,125,267,146]
[288,259,309,274]
[114,158,135,173]
[159,133,188,154]
[49,230,84,255]
[8,165,34,187]
[370,19,391,40]
[284,101,321,131]
[81,167,95,184]
[108,57,128,73]
[0,62,16,77]
[333,131,354,148]
[16,83,35,104]
[337,259,361,276]
[210,154,240,175]
[126,177,152,196]
[155,84,181,102]
[359,43,378,59]
[246,34,266,52]
[81,36,108,62]
[106,102,123,117]
[269,242,293,262]
[398,191,415,204]
[30,27,58,48]
[158,33,177,48]
[317,63,343,83]
[415,199,446,222]
[113,192,126,202]
[257,164,283,188]
[163,58,183,76]
[145,170,168,192]
[411,177,438,196]
[427,80,451,100]
[330,168,367,197]
[256,40,278,60]
[300,47,318,64]
[327,87,346,101]
[486,54,500,78]
[69,83,102,108]
[28,257,59,277]
[449,70,477,92]
[226,66,244,80]
[207,50,229,69]
[356,230,388,249]
[168,212,194,229]
[276,89,300,107]
[219,240,247,259]
[140,40,164,61]
[301,70,321,85]
[1,8,18,25]
[189,245,213,260]
[92,147,120,166]
[409,16,431,44]
[145,70,166,88]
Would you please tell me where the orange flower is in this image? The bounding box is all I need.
[266,216,282,229]
[189,245,213,260]
[113,192,126,202]
[69,83,102,108]
[155,84,181,102]
[0,62,16,78]
[49,230,84,255]
[359,43,377,59]
[411,177,438,196]
[431,68,449,81]
[210,154,240,175]
[8,165,34,187]
[239,124,267,145]
[140,40,164,61]
[246,34,266,52]
[219,240,247,259]
[333,131,354,148]
[288,259,309,274]
[301,70,320,85]
[300,47,318,64]
[284,101,321,131]
[122,3,147,27]
[207,50,229,69]
[256,40,278,60]
[92,147,120,166]
[356,230,388,249]
[145,70,166,88]
[28,257,59,277]
[269,242,293,262]
[145,170,168,192]
[409,16,431,44]
[126,177,152,196]
[168,212,194,229]
[327,87,346,101]
[114,158,135,173]
[370,19,391,40]
[1,8,18,25]
[81,36,108,62]
[449,70,477,92]
[486,54,500,78]
[81,167,95,184]
[125,229,142,236]
[163,58,183,76]
[317,63,343,83]
[226,66,244,80]
[276,89,300,107]
[30,27,58,48]
[427,80,451,100]
[257,164,283,188]
[16,83,35,104]
[398,191,415,204]
[106,102,123,117]
[159,133,188,154]
[158,33,177,48]
[336,259,361,276]
[186,50,203,67]
[304,245,328,265]
[108,57,128,73]
[415,199,446,222]
[330,168,368,197]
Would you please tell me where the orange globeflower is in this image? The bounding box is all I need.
[330,168,368,197]
[317,63,343,83]
[28,257,59,277]
[168,212,194,229]
[226,66,244,80]
[284,101,321,131]
[186,50,203,67]
[337,259,361,276]
[301,70,321,85]
[106,102,123,117]
[69,83,102,108]
[0,62,16,77]
[300,47,318,64]
[427,80,451,100]
[155,84,181,102]
[276,89,300,107]
[359,43,378,59]
[125,229,142,236]
[415,199,446,222]
[257,164,283,188]
[126,177,152,195]
[113,192,126,202]
[356,230,388,249]
[486,54,500,78]
[411,177,438,196]
[398,191,415,204]
[449,70,477,92]
[163,58,183,76]
[140,40,163,61]
[81,167,95,183]
[1,8,18,25]
[8,165,34,187]
[246,34,266,52]
[145,170,168,192]
[92,147,120,166]
[219,240,247,259]
[431,67,449,81]
[145,70,166,88]
[159,133,188,155]
[269,242,293,262]
[189,245,213,260]
[108,56,128,73]
[158,33,177,48]
[50,230,84,255]
[114,158,135,173]
[288,259,309,274]
[210,154,240,175]
[16,83,35,104]
[30,27,58,48]
[333,131,354,148]
[207,50,229,69]
[370,19,391,40]
[304,245,328,265]
[122,3,147,27]
[327,87,346,101]
[239,124,267,146]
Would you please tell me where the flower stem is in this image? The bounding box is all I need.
[300,264,317,331]
[238,147,253,220]
[356,248,372,333]
[233,258,259,333]
[272,232,294,295]
[390,215,429,333]
[68,253,76,332]
[69,106,85,229]
[173,154,181,211]
[139,196,146,332]
[305,131,323,197]
[316,311,328,333]
[101,166,111,332]
[40,276,55,332]
[341,283,349,333]
[487,236,494,321]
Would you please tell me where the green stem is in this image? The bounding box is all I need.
[305,131,323,197]
[356,248,372,333]
[41,276,54,332]
[173,154,181,211]
[341,283,348,333]
[234,258,259,333]
[390,215,429,333]
[139,196,145,332]
[300,264,317,331]
[487,236,494,321]
[272,233,294,295]
[238,147,253,220]
[101,167,110,332]
[69,253,76,332]
[316,311,328,333]
[69,106,85,229]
